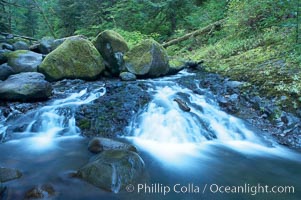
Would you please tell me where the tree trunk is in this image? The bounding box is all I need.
[32,0,56,38]
[162,19,224,48]
[169,10,177,35]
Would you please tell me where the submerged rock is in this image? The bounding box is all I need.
[24,184,56,199]
[88,137,137,153]
[124,39,169,78]
[78,150,144,193]
[6,50,42,73]
[93,30,129,76]
[0,167,22,183]
[0,72,52,101]
[39,36,105,81]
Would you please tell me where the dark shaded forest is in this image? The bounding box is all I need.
[1,0,301,112]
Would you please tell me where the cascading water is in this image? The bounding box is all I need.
[1,72,301,200]
[4,86,106,151]
[126,71,300,167]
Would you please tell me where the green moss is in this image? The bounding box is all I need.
[39,36,105,81]
[124,39,169,77]
[92,30,129,75]
[7,50,29,59]
[78,119,91,129]
[93,30,129,53]
[171,23,301,113]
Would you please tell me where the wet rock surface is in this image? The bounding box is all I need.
[77,150,145,193]
[0,167,22,183]
[24,184,56,199]
[88,137,137,154]
[75,79,150,138]
[178,69,301,149]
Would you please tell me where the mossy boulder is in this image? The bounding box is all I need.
[77,150,144,193]
[124,39,169,78]
[0,72,52,101]
[6,50,42,73]
[93,30,129,76]
[38,36,105,81]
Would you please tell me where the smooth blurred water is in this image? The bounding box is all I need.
[0,71,301,200]
[126,75,300,167]
[5,86,105,152]
[123,72,301,199]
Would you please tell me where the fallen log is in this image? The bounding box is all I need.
[162,19,224,48]
[0,32,38,41]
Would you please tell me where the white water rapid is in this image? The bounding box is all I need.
[4,86,106,152]
[126,71,300,167]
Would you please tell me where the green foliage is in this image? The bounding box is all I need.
[226,0,295,36]
[113,29,160,48]
[185,0,228,29]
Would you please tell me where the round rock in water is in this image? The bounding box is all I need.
[78,150,144,192]
[88,137,137,153]
[119,72,136,81]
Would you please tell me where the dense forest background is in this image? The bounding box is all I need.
[1,0,301,111]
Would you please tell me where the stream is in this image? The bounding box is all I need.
[0,71,301,200]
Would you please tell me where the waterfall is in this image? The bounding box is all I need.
[0,110,7,142]
[126,72,299,166]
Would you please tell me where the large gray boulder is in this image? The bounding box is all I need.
[39,36,55,54]
[6,50,42,73]
[39,36,105,81]
[0,72,52,101]
[124,39,169,78]
[13,41,29,50]
[93,30,129,76]
[0,63,15,80]
[78,150,144,193]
